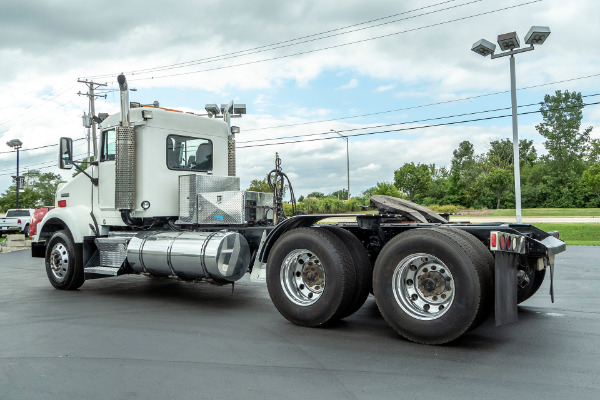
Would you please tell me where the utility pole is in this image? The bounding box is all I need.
[87,127,91,160]
[78,79,107,160]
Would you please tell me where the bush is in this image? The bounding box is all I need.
[300,197,319,214]
[284,197,373,215]
[282,203,294,217]
[319,197,344,213]
[343,198,360,212]
[426,204,461,213]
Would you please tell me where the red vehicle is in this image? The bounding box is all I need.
[29,206,54,238]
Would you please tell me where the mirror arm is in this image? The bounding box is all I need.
[72,161,99,186]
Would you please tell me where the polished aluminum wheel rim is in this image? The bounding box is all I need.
[49,243,69,282]
[280,249,325,306]
[392,253,455,320]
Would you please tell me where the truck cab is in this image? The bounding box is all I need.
[40,104,232,244]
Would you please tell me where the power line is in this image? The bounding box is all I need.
[0,83,78,126]
[0,140,88,167]
[245,73,600,132]
[0,153,88,177]
[87,0,475,79]
[236,101,600,149]
[238,92,600,144]
[0,143,88,171]
[127,1,540,82]
[0,138,86,155]
[239,104,531,144]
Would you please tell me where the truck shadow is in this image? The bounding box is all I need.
[73,276,552,350]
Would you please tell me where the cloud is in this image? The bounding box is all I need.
[376,84,395,92]
[336,78,358,90]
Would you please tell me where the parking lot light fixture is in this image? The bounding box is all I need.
[471,26,551,224]
[6,139,23,208]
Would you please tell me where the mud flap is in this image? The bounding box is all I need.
[495,252,518,326]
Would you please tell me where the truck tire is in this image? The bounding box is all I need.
[45,230,84,290]
[266,227,356,327]
[517,267,546,304]
[24,224,30,238]
[373,228,486,344]
[433,227,494,330]
[320,226,372,318]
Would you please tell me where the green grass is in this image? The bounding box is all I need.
[532,223,600,246]
[489,208,600,217]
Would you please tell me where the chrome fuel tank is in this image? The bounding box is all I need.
[127,231,250,282]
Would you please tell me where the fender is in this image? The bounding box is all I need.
[258,214,336,263]
[35,205,97,244]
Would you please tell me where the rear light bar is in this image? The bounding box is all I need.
[490,231,526,254]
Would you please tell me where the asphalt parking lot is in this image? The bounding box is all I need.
[1,246,598,400]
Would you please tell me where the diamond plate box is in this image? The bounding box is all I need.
[178,175,241,224]
[197,191,273,225]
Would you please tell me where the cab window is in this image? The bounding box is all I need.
[100,129,116,161]
[166,135,213,171]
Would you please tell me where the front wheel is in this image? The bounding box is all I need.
[45,230,84,290]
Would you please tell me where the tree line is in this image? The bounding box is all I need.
[390,90,598,209]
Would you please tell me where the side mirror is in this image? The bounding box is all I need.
[59,137,73,169]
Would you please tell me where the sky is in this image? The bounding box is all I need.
[0,0,599,200]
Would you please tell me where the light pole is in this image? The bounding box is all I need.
[330,129,350,200]
[472,26,551,224]
[6,139,23,208]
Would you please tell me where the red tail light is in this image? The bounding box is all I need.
[500,235,505,249]
[58,200,67,207]
[491,233,497,248]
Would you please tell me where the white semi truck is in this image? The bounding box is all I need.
[31,74,566,345]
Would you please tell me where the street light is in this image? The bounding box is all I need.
[330,129,350,200]
[471,26,551,224]
[6,139,23,208]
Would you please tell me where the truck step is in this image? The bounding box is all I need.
[84,237,131,279]
[84,266,121,277]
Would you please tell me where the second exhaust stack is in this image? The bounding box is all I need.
[117,74,129,125]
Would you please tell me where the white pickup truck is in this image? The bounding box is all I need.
[0,209,35,237]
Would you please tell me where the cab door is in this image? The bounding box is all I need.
[97,129,116,210]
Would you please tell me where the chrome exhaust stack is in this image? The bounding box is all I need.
[117,74,130,126]
[115,74,136,211]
